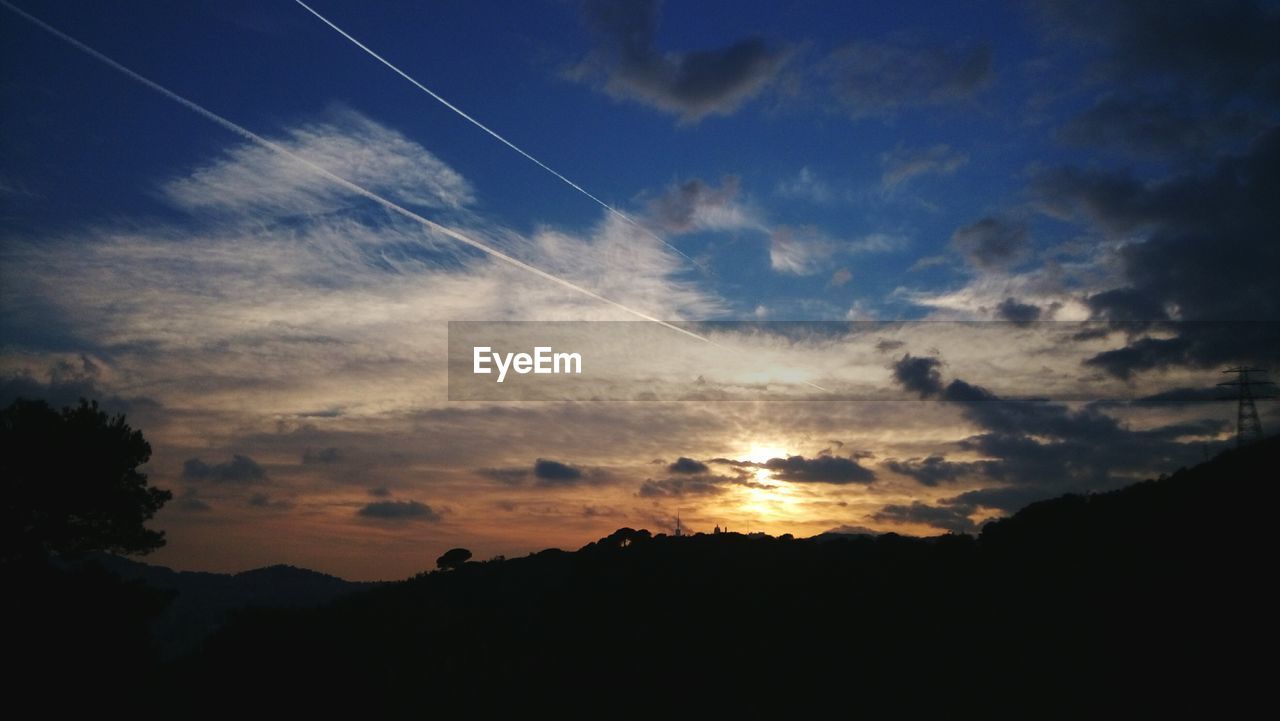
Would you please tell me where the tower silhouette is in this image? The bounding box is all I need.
[1218,367,1275,447]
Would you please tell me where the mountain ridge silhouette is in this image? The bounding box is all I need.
[149,435,1275,716]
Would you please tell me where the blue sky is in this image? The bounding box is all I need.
[3,0,1085,319]
[2,0,1277,579]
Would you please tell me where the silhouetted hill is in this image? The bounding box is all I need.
[59,553,377,658]
[164,436,1277,716]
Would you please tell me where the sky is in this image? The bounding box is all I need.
[2,0,1277,580]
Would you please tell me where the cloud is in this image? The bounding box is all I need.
[1034,0,1280,165]
[828,268,853,288]
[872,501,976,533]
[1058,93,1266,159]
[881,144,969,188]
[995,298,1042,325]
[175,497,213,513]
[478,467,531,485]
[572,0,787,122]
[907,255,949,272]
[247,493,292,510]
[647,176,760,234]
[884,455,996,486]
[770,226,835,276]
[182,454,267,483]
[770,227,904,276]
[1033,128,1280,377]
[478,456,610,488]
[534,458,585,485]
[637,476,732,498]
[887,351,1226,510]
[356,500,442,522]
[823,38,991,118]
[667,457,709,474]
[776,167,833,203]
[763,455,875,484]
[950,217,1028,271]
[0,355,155,420]
[940,486,1058,514]
[163,107,473,217]
[302,447,342,465]
[891,354,945,398]
[1032,0,1280,101]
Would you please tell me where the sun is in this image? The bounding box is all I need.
[741,444,790,464]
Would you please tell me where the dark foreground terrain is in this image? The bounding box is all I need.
[11,437,1277,716]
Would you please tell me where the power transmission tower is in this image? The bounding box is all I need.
[1218,367,1275,447]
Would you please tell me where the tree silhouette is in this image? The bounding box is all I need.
[436,547,472,570]
[1,398,171,562]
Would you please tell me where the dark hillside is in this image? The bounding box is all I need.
[167,437,1278,716]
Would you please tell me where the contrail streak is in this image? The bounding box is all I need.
[1,0,708,344]
[292,0,709,275]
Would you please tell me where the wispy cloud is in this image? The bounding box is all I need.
[822,37,992,118]
[775,167,833,203]
[770,227,906,276]
[881,144,969,188]
[164,106,474,217]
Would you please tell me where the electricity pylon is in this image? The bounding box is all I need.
[1218,367,1275,447]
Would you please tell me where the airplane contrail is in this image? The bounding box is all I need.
[0,0,709,344]
[292,0,710,276]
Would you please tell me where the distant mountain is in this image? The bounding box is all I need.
[166,436,1276,716]
[63,553,378,658]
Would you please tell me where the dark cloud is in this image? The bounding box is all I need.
[534,458,584,485]
[887,352,1227,513]
[824,38,991,117]
[668,457,709,474]
[248,493,292,510]
[368,486,392,497]
[573,0,787,122]
[881,144,969,187]
[995,298,1042,325]
[872,501,976,534]
[884,455,996,486]
[1034,128,1280,377]
[582,505,623,518]
[295,408,344,419]
[479,459,605,487]
[302,446,341,465]
[1030,1,1280,379]
[1133,386,1227,403]
[891,354,945,398]
[356,500,441,522]
[763,455,875,484]
[1058,93,1266,159]
[1033,0,1280,101]
[951,217,1028,271]
[183,454,267,483]
[1033,0,1280,202]
[875,339,905,353]
[0,357,159,421]
[175,497,213,513]
[940,486,1053,514]
[637,476,729,498]
[647,176,743,233]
